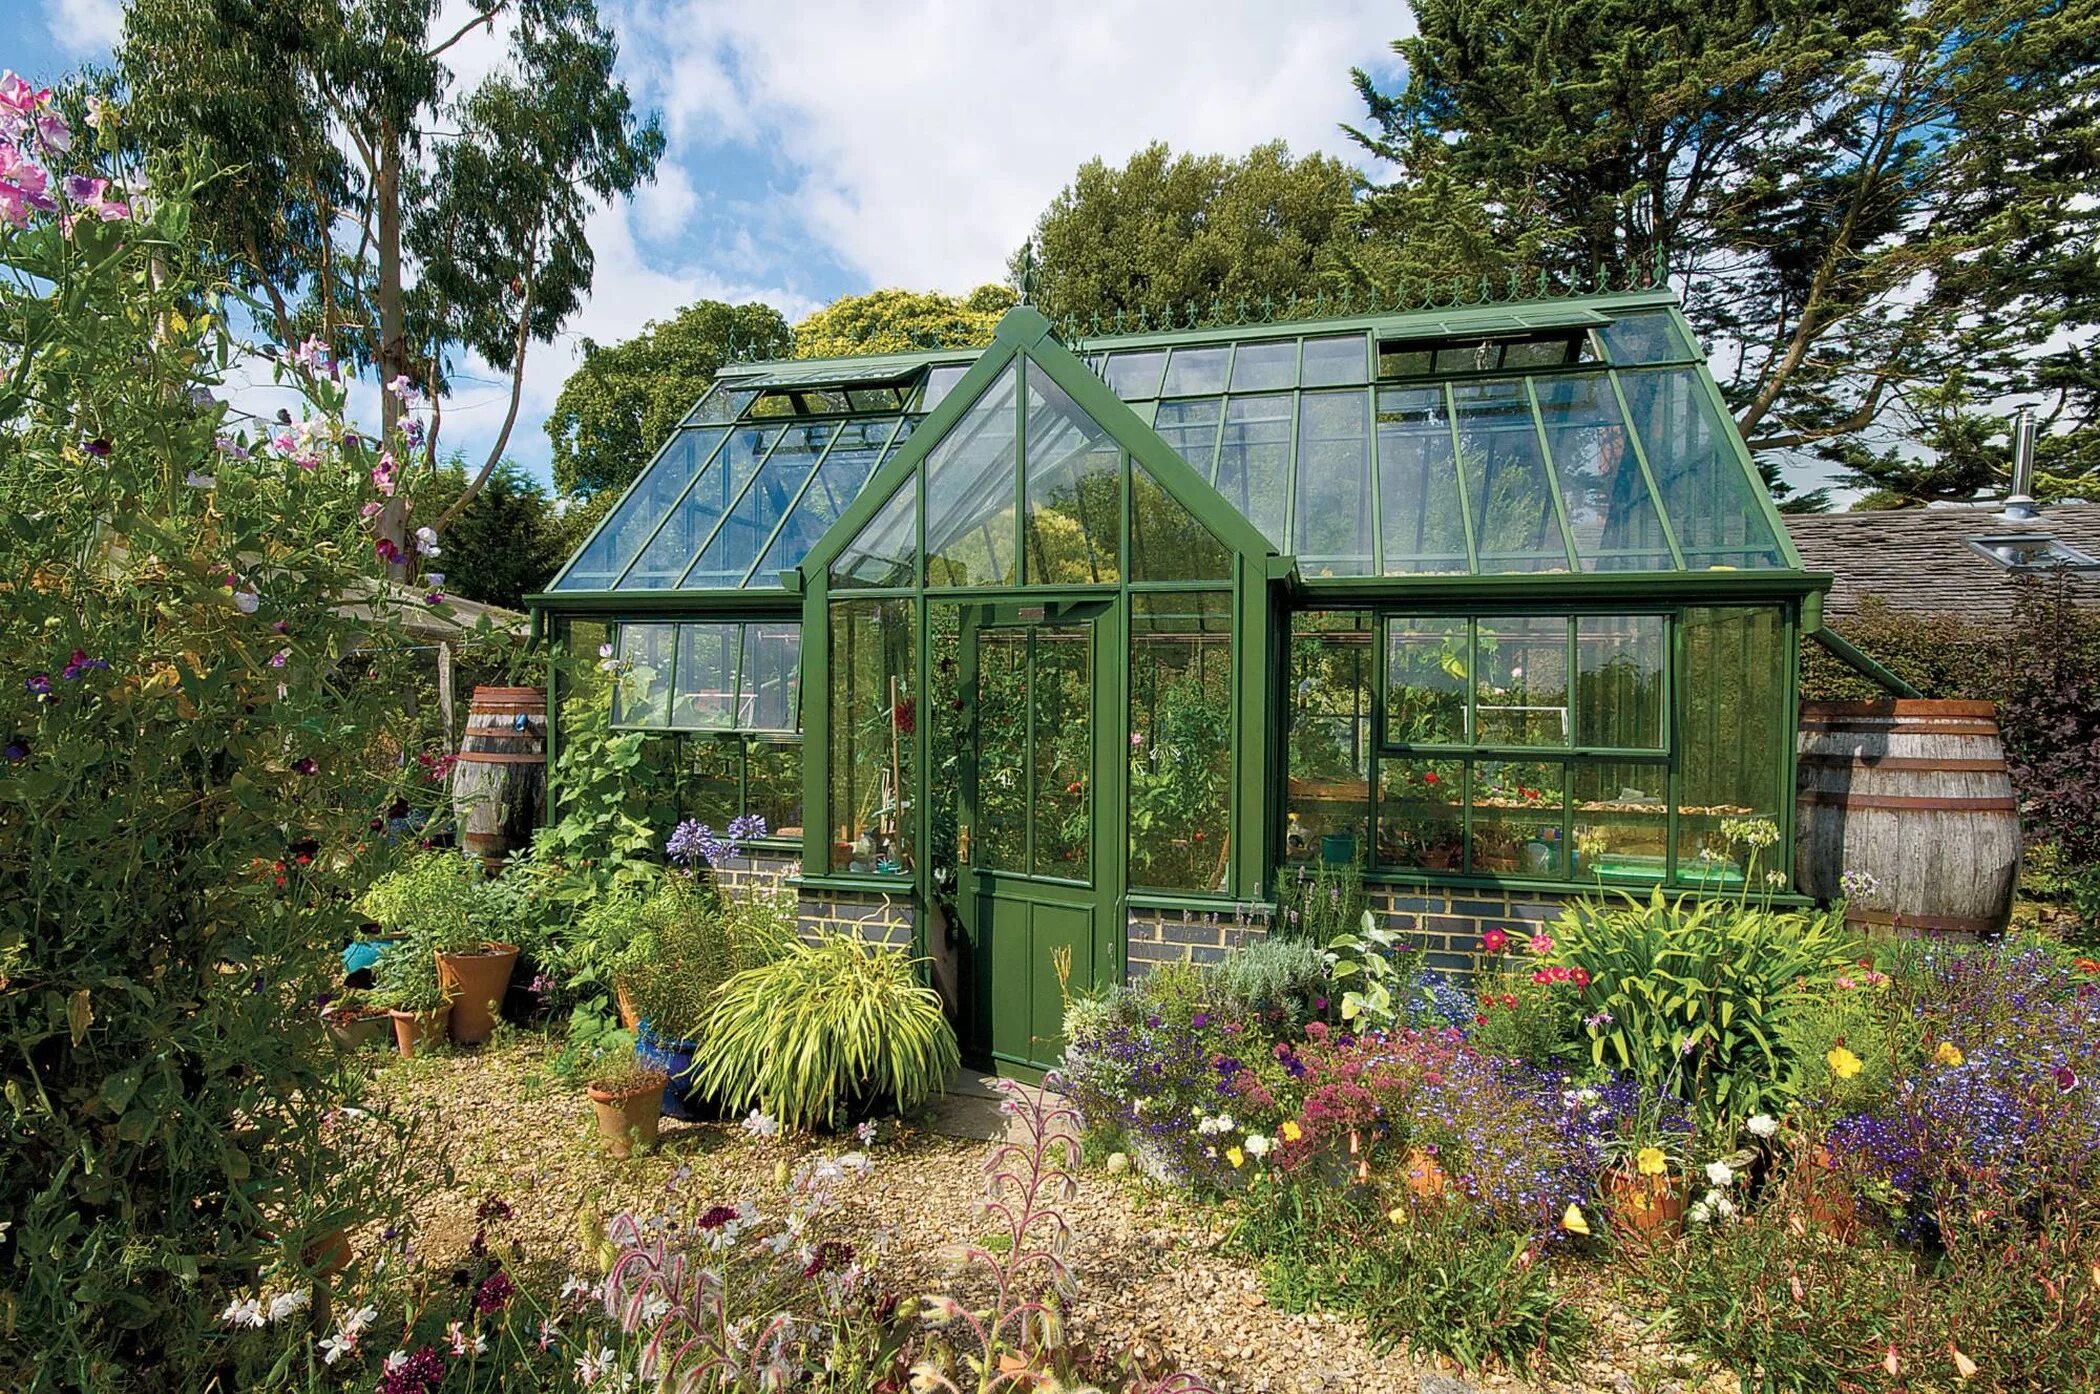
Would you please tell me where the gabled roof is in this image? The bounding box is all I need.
[1787,503,2100,621]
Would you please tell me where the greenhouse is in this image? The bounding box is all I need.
[530,289,1826,1073]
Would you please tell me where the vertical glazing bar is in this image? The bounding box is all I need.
[1443,383,1480,575]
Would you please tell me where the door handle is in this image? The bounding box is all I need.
[957,824,971,865]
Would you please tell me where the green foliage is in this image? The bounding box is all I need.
[1322,904,1410,1033]
[535,658,676,890]
[1468,966,1581,1068]
[359,850,486,950]
[1549,891,1856,1123]
[688,934,959,1131]
[370,940,449,1015]
[1784,980,1898,1115]
[1273,858,1369,944]
[790,285,1014,358]
[1209,936,1329,1024]
[619,876,792,1040]
[409,456,570,608]
[545,300,792,497]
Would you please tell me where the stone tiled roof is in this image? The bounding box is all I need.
[1785,503,2100,620]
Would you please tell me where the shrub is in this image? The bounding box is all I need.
[688,933,959,1131]
[359,849,488,951]
[616,874,753,1040]
[1273,857,1369,943]
[1209,935,1327,1024]
[371,939,451,1014]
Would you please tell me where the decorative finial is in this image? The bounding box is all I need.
[1018,243,1036,307]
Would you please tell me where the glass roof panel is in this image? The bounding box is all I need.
[1229,340,1298,392]
[925,360,1021,587]
[1598,310,1695,365]
[1452,379,1570,572]
[1300,333,1369,387]
[684,387,756,426]
[920,363,970,414]
[1294,389,1373,577]
[754,418,908,583]
[682,420,841,588]
[553,426,727,589]
[829,480,918,589]
[1376,386,1470,575]
[1023,363,1122,584]
[1152,397,1223,476]
[1104,349,1167,400]
[619,422,782,588]
[1534,373,1674,571]
[1160,344,1230,397]
[1130,464,1234,581]
[1619,368,1785,569]
[1213,393,1293,548]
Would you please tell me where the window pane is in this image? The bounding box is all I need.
[1576,615,1665,749]
[757,418,901,582]
[827,598,915,875]
[1103,349,1167,400]
[1676,607,1786,889]
[828,481,917,589]
[1620,368,1785,569]
[676,736,742,822]
[1385,617,1469,745]
[1229,340,1297,391]
[1571,760,1668,886]
[1453,380,1570,572]
[1376,758,1466,870]
[1534,373,1673,571]
[1437,341,1504,374]
[741,623,802,732]
[685,420,839,587]
[1377,344,1435,379]
[925,361,1020,587]
[1300,334,1369,387]
[847,386,904,412]
[556,427,727,589]
[1032,625,1092,877]
[1023,366,1122,584]
[1130,465,1234,581]
[1160,345,1230,396]
[624,423,782,589]
[1213,393,1293,548]
[1286,612,1373,867]
[1152,397,1223,476]
[1129,593,1233,892]
[1475,616,1570,746]
[1598,310,1694,365]
[745,739,804,837]
[1293,389,1373,576]
[612,622,676,728]
[920,363,970,413]
[974,629,1029,872]
[684,386,756,426]
[1376,387,1470,575]
[670,623,739,730]
[1472,759,1568,876]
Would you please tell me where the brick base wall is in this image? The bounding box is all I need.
[1366,885,1580,976]
[1125,903,1272,975]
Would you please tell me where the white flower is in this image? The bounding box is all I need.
[1705,1160,1736,1188]
[220,1296,265,1329]
[636,1292,670,1324]
[426,571,445,586]
[857,1119,880,1146]
[1243,1133,1272,1158]
[413,525,441,557]
[1746,1114,1779,1139]
[232,590,260,614]
[742,1108,780,1138]
[1687,1201,1713,1225]
[265,1288,309,1323]
[319,1333,353,1365]
[384,1351,409,1372]
[185,471,216,488]
[1713,1193,1738,1220]
[1215,1114,1236,1134]
[575,1345,618,1386]
[559,1274,597,1305]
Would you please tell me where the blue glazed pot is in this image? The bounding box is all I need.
[635,1022,705,1120]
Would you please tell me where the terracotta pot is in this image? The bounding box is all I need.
[323,1008,392,1053]
[1605,1167,1686,1238]
[588,1081,665,1159]
[1402,1147,1449,1198]
[301,1228,354,1277]
[436,943,518,1045]
[1798,1145,1862,1242]
[614,979,640,1032]
[389,1005,452,1058]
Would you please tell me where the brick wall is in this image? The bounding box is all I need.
[1125,903,1272,975]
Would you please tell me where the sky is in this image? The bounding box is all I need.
[7,0,1416,494]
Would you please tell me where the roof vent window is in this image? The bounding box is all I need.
[1377,331,1592,381]
[1968,535,2100,571]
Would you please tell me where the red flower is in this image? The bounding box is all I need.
[1423,772,1440,785]
[1480,928,1509,954]
[1500,993,1517,1009]
[1530,969,1551,985]
[891,697,915,734]
[1474,1014,1488,1027]
[1569,967,1591,989]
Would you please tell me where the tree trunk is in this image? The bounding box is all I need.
[374,120,411,580]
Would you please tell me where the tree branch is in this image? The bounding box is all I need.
[425,2,512,63]
[433,272,537,531]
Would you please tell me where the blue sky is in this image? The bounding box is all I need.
[8,0,1414,494]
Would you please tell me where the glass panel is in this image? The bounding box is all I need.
[1152,397,1223,476]
[611,621,676,728]
[827,481,917,589]
[1502,338,1579,370]
[684,387,756,426]
[1377,344,1435,379]
[741,623,802,732]
[827,598,915,875]
[1023,367,1122,584]
[1229,340,1297,391]
[670,623,739,730]
[1576,615,1664,749]
[1384,617,1469,745]
[749,391,797,418]
[1453,379,1570,572]
[1160,344,1230,397]
[973,629,1029,872]
[684,420,838,587]
[1130,465,1234,581]
[623,423,781,589]
[1293,389,1373,576]
[555,427,726,589]
[676,736,742,823]
[848,386,905,412]
[1475,616,1571,747]
[745,739,804,837]
[1300,334,1369,387]
[1619,368,1785,569]
[1571,760,1669,886]
[920,364,970,414]
[1534,373,1673,571]
[925,361,1020,587]
[756,418,900,582]
[1128,593,1233,892]
[1212,394,1293,548]
[1376,758,1467,870]
[1599,310,1695,365]
[1676,607,1786,889]
[1437,341,1505,375]
[796,388,853,415]
[1032,625,1092,877]
[1286,612,1373,866]
[1472,759,1568,876]
[927,604,964,895]
[1104,349,1167,400]
[1376,386,1470,575]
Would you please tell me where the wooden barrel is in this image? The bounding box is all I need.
[451,686,547,869]
[1795,699,2020,937]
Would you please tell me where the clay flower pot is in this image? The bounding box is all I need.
[1402,1147,1450,1199]
[1798,1145,1862,1242]
[614,979,640,1032]
[301,1228,354,1278]
[323,1006,393,1053]
[389,1005,452,1059]
[1605,1166,1687,1238]
[589,1079,666,1159]
[435,942,518,1046]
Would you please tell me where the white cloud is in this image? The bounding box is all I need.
[41,0,124,56]
[618,0,1410,292]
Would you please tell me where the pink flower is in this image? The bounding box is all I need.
[0,73,53,137]
[34,110,69,153]
[0,140,54,227]
[1480,928,1509,954]
[374,537,402,564]
[61,174,129,221]
[1527,932,1555,956]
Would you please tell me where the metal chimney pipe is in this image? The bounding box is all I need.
[2004,408,2039,520]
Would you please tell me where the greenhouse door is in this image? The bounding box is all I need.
[957,598,1120,1076]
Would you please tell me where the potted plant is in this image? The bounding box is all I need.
[371,942,453,1058]
[319,988,392,1052]
[1600,1076,1691,1239]
[361,852,519,1046]
[587,1056,668,1159]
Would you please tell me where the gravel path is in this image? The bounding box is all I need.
[363,1038,1730,1394]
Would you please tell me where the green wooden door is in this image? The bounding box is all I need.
[957,598,1121,1076]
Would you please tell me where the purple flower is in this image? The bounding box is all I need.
[3,738,27,761]
[472,1270,514,1313]
[1191,1013,1210,1030]
[2056,1065,2079,1092]
[59,649,107,680]
[24,673,54,704]
[81,438,110,457]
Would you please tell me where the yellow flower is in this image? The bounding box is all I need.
[1935,1041,1964,1067]
[1226,1146,1245,1169]
[1827,1046,1863,1080]
[1280,1121,1302,1143]
[1561,1203,1591,1236]
[1387,1205,1408,1227]
[1635,1146,1668,1176]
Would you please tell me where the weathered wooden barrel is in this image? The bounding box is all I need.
[1794,699,2021,937]
[451,686,547,869]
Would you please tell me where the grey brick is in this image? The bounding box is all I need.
[1451,899,1507,917]
[1190,945,1227,964]
[1162,922,1227,947]
[1388,895,1446,912]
